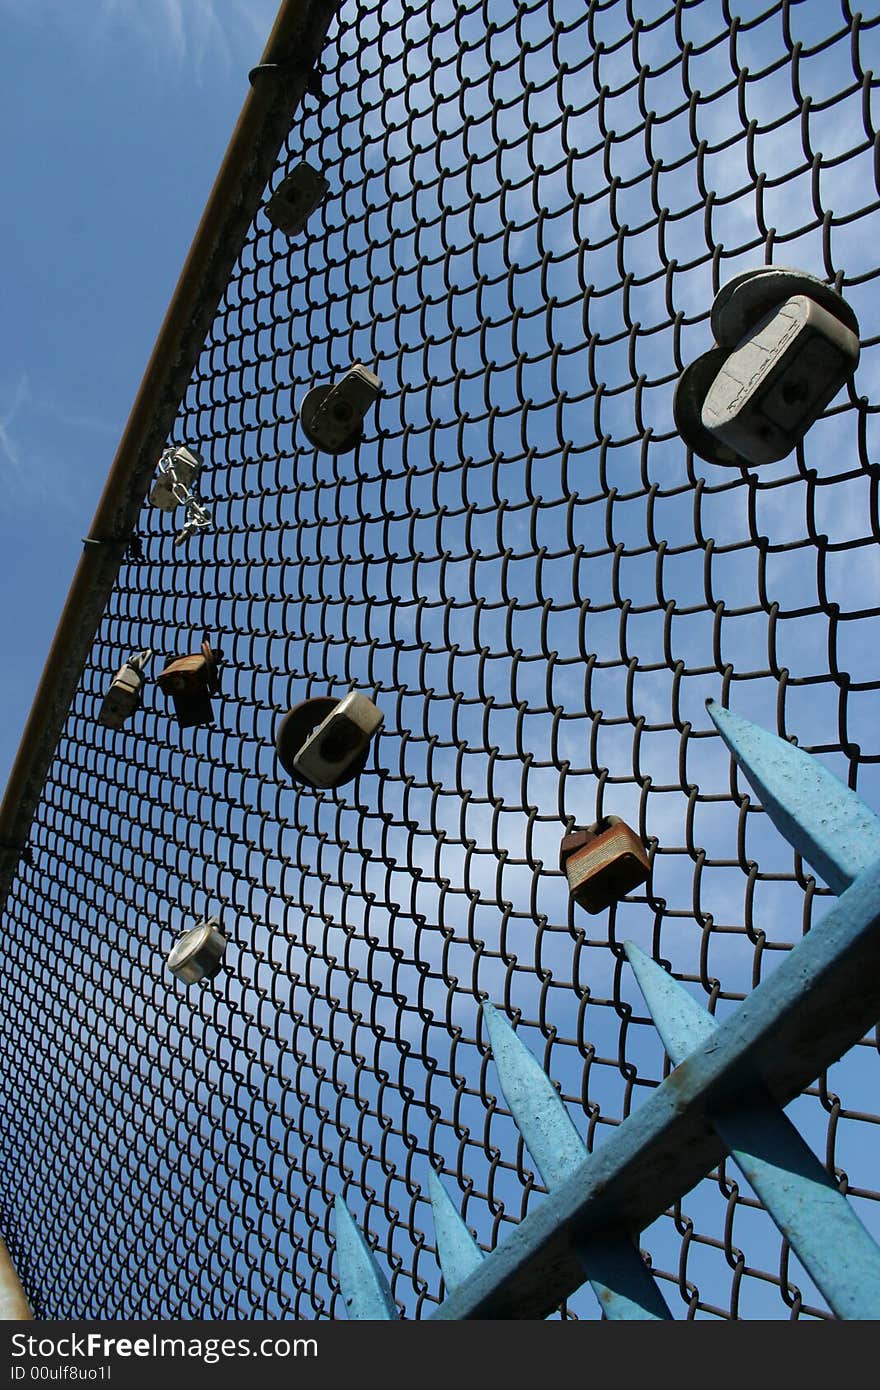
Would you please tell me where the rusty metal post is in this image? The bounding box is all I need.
[0,0,339,910]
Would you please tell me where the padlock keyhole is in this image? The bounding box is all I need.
[780,377,810,406]
[318,725,360,763]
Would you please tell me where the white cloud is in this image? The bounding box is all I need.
[1,0,280,79]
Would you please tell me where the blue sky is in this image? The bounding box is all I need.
[3,0,880,1325]
[0,0,278,790]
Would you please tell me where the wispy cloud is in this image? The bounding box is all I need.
[0,372,117,517]
[1,0,280,80]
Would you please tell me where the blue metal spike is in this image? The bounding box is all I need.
[426,1170,484,1292]
[576,1232,673,1320]
[481,1001,673,1320]
[625,942,880,1319]
[333,1196,397,1321]
[714,1093,880,1322]
[707,700,880,895]
[481,1001,585,1188]
[624,942,716,1066]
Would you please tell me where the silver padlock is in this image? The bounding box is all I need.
[276,691,384,789]
[149,446,203,512]
[299,364,382,454]
[674,267,860,466]
[167,915,227,985]
[265,161,329,235]
[97,650,152,730]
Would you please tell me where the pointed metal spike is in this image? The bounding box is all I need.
[707,700,880,895]
[481,1001,586,1188]
[714,1090,880,1321]
[624,942,718,1066]
[577,1232,673,1320]
[427,1169,484,1292]
[333,1196,397,1320]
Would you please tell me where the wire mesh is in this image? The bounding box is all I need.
[2,0,880,1321]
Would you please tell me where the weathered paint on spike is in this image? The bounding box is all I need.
[482,1001,673,1320]
[625,942,880,1320]
[426,1169,484,1291]
[481,1001,585,1187]
[707,700,880,895]
[577,1232,673,1320]
[715,1093,880,1321]
[624,942,716,1066]
[435,863,880,1320]
[333,1196,397,1321]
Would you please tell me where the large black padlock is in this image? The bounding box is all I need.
[674,267,860,466]
[265,161,329,235]
[157,638,222,729]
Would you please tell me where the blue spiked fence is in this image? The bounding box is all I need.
[333,702,880,1319]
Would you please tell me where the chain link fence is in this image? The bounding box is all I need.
[2,0,880,1320]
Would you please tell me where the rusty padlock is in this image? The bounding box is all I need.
[157,638,222,729]
[560,816,650,914]
[275,691,384,790]
[265,160,329,235]
[674,266,860,466]
[167,915,227,985]
[97,649,152,730]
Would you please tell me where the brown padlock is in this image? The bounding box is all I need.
[560,816,650,914]
[158,638,222,729]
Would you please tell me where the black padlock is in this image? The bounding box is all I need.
[674,267,860,466]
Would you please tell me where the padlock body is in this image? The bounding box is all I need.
[701,295,860,465]
[302,364,382,453]
[149,446,203,511]
[562,819,650,914]
[158,650,217,728]
[265,162,329,235]
[97,667,142,730]
[158,653,210,697]
[292,691,383,789]
[167,919,226,984]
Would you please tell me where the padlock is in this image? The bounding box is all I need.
[275,691,384,790]
[264,160,329,235]
[674,267,860,466]
[97,649,152,730]
[149,445,203,512]
[167,915,227,984]
[157,638,222,729]
[559,816,650,914]
[299,363,382,454]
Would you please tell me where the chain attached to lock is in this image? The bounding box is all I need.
[150,446,212,545]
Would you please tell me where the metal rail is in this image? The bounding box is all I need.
[0,0,339,907]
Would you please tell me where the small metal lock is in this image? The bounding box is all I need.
[265,160,329,235]
[674,267,860,466]
[299,363,382,454]
[275,691,384,790]
[149,445,212,545]
[97,649,152,730]
[157,638,222,729]
[167,915,227,984]
[560,816,650,914]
